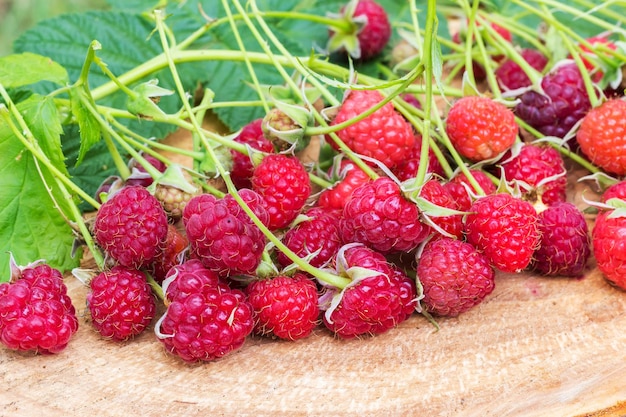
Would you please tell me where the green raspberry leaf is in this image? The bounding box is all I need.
[0,105,81,280]
[0,52,69,89]
[69,86,103,167]
[18,94,69,178]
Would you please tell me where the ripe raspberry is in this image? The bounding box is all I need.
[500,143,567,205]
[328,0,391,61]
[417,237,495,317]
[445,169,496,211]
[391,135,445,182]
[329,89,415,168]
[418,179,464,239]
[495,48,548,91]
[339,177,430,253]
[532,202,591,277]
[126,152,167,188]
[445,96,518,162]
[464,193,540,273]
[251,154,311,230]
[93,185,168,269]
[323,244,416,338]
[0,262,78,354]
[318,160,371,210]
[245,273,319,340]
[87,266,156,341]
[592,206,626,291]
[515,62,592,138]
[601,180,626,203]
[149,224,189,283]
[576,99,626,176]
[277,206,342,268]
[157,267,254,362]
[162,259,224,304]
[230,119,275,189]
[183,190,268,277]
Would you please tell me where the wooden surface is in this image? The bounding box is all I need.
[2,130,626,417]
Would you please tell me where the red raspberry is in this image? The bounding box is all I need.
[323,245,416,338]
[601,180,626,203]
[500,143,567,205]
[149,224,189,283]
[156,266,254,362]
[230,119,275,189]
[339,177,430,253]
[391,135,445,181]
[464,193,540,273]
[0,262,78,354]
[329,89,415,168]
[417,237,495,317]
[328,0,391,61]
[277,206,342,268]
[251,154,311,230]
[576,99,626,176]
[445,169,496,211]
[93,185,168,269]
[418,179,464,239]
[245,273,320,340]
[532,202,591,277]
[183,190,268,277]
[318,160,370,210]
[445,96,518,162]
[495,48,549,91]
[126,152,167,188]
[87,266,156,341]
[162,259,224,304]
[592,206,626,291]
[515,62,592,138]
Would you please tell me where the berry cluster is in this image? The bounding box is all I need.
[5,1,625,363]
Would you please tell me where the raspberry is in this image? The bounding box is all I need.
[318,159,371,210]
[277,206,342,268]
[162,259,224,303]
[245,273,319,340]
[464,193,540,273]
[445,96,518,162]
[339,177,430,253]
[576,99,626,176]
[328,0,391,61]
[93,185,168,269]
[329,89,415,168]
[418,179,464,239]
[574,36,618,83]
[391,134,445,182]
[500,143,567,205]
[445,169,496,211]
[601,180,626,203]
[323,245,416,338]
[149,224,189,283]
[154,183,198,221]
[0,262,78,354]
[156,266,254,362]
[417,237,495,317]
[532,202,591,277]
[87,266,156,341]
[592,208,626,291]
[230,119,275,190]
[183,190,268,277]
[495,48,548,91]
[251,154,311,230]
[515,62,592,138]
[125,152,167,188]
